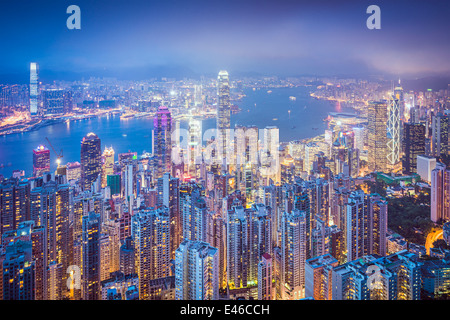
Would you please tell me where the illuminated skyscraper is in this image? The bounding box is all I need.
[346,190,387,261]
[82,211,101,300]
[387,98,400,167]
[402,123,425,174]
[157,173,180,259]
[80,132,102,191]
[153,106,172,179]
[101,146,115,188]
[33,145,50,178]
[29,62,39,115]
[432,113,449,157]
[368,101,388,173]
[217,70,231,159]
[280,209,307,300]
[132,207,170,300]
[431,163,450,223]
[257,253,273,300]
[175,240,219,300]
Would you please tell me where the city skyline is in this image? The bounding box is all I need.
[2,0,450,306]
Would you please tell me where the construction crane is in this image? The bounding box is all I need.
[45,137,63,167]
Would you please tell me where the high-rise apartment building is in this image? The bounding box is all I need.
[175,240,219,300]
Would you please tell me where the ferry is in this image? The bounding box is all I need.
[267,90,272,94]
[289,96,296,101]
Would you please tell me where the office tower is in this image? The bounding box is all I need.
[417,155,437,184]
[431,163,450,222]
[305,254,338,300]
[82,211,101,300]
[107,174,121,195]
[181,186,206,243]
[29,62,39,115]
[394,79,405,120]
[368,101,388,173]
[80,132,102,191]
[42,89,65,115]
[33,145,51,178]
[2,240,35,300]
[217,70,231,159]
[119,237,135,276]
[153,106,172,179]
[403,123,426,174]
[346,190,388,261]
[157,173,181,259]
[280,209,307,300]
[175,240,219,300]
[387,98,401,167]
[258,253,273,300]
[432,113,449,157]
[331,250,420,300]
[132,207,170,300]
[101,146,114,188]
[101,219,120,275]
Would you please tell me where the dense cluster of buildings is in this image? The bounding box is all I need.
[1,68,450,301]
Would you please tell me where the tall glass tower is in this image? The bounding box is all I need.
[29,62,39,115]
[80,132,102,191]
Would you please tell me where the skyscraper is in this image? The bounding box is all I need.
[82,211,101,300]
[101,146,114,188]
[80,132,102,191]
[368,101,388,173]
[280,209,307,300]
[132,207,170,300]
[153,106,173,179]
[217,70,231,159]
[387,98,401,167]
[257,253,273,300]
[175,240,219,300]
[402,123,425,174]
[29,62,39,115]
[431,163,450,223]
[432,113,449,157]
[33,145,50,178]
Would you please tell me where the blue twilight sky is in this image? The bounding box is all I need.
[0,0,449,81]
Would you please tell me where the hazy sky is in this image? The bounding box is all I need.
[1,0,449,80]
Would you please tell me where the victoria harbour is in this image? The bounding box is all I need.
[0,86,347,178]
